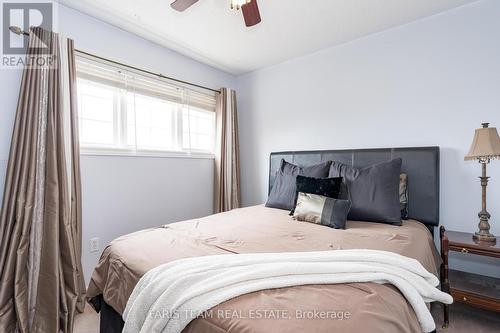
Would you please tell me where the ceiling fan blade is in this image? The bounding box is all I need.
[241,0,261,27]
[170,0,199,12]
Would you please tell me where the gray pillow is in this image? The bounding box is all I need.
[329,158,402,225]
[293,192,351,229]
[266,159,331,210]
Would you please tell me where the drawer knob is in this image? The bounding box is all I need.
[463,296,467,302]
[461,248,469,254]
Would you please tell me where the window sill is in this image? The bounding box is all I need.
[80,148,215,160]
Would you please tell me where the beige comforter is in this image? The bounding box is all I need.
[87,205,441,333]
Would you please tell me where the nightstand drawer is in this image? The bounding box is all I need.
[451,289,500,312]
[449,244,500,258]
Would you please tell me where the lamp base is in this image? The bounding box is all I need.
[472,160,497,245]
[473,232,497,244]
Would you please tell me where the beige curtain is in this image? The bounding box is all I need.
[0,27,85,333]
[214,88,241,213]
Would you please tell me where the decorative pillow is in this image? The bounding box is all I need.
[266,159,331,210]
[292,192,351,229]
[329,158,402,225]
[400,173,409,220]
[290,175,343,215]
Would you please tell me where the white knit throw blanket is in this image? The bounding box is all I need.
[123,250,452,333]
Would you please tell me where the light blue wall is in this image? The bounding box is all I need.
[237,0,500,277]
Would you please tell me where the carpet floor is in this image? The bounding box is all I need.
[75,302,500,332]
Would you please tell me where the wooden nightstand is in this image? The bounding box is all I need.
[439,226,500,328]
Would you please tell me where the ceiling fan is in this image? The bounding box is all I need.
[170,0,262,27]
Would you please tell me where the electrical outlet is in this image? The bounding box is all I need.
[90,237,99,253]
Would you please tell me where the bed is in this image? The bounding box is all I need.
[87,146,441,333]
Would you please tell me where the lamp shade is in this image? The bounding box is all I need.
[465,123,500,161]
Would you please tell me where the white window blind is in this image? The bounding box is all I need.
[76,54,217,157]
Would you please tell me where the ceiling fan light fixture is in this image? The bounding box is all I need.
[230,0,251,10]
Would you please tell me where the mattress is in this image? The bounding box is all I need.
[87,205,441,333]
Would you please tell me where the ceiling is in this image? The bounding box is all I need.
[58,0,477,75]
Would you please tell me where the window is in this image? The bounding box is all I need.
[78,79,116,146]
[76,54,217,157]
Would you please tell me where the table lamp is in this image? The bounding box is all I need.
[465,123,500,244]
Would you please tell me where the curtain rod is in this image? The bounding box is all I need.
[8,26,221,94]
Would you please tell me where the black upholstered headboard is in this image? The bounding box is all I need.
[269,147,440,230]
